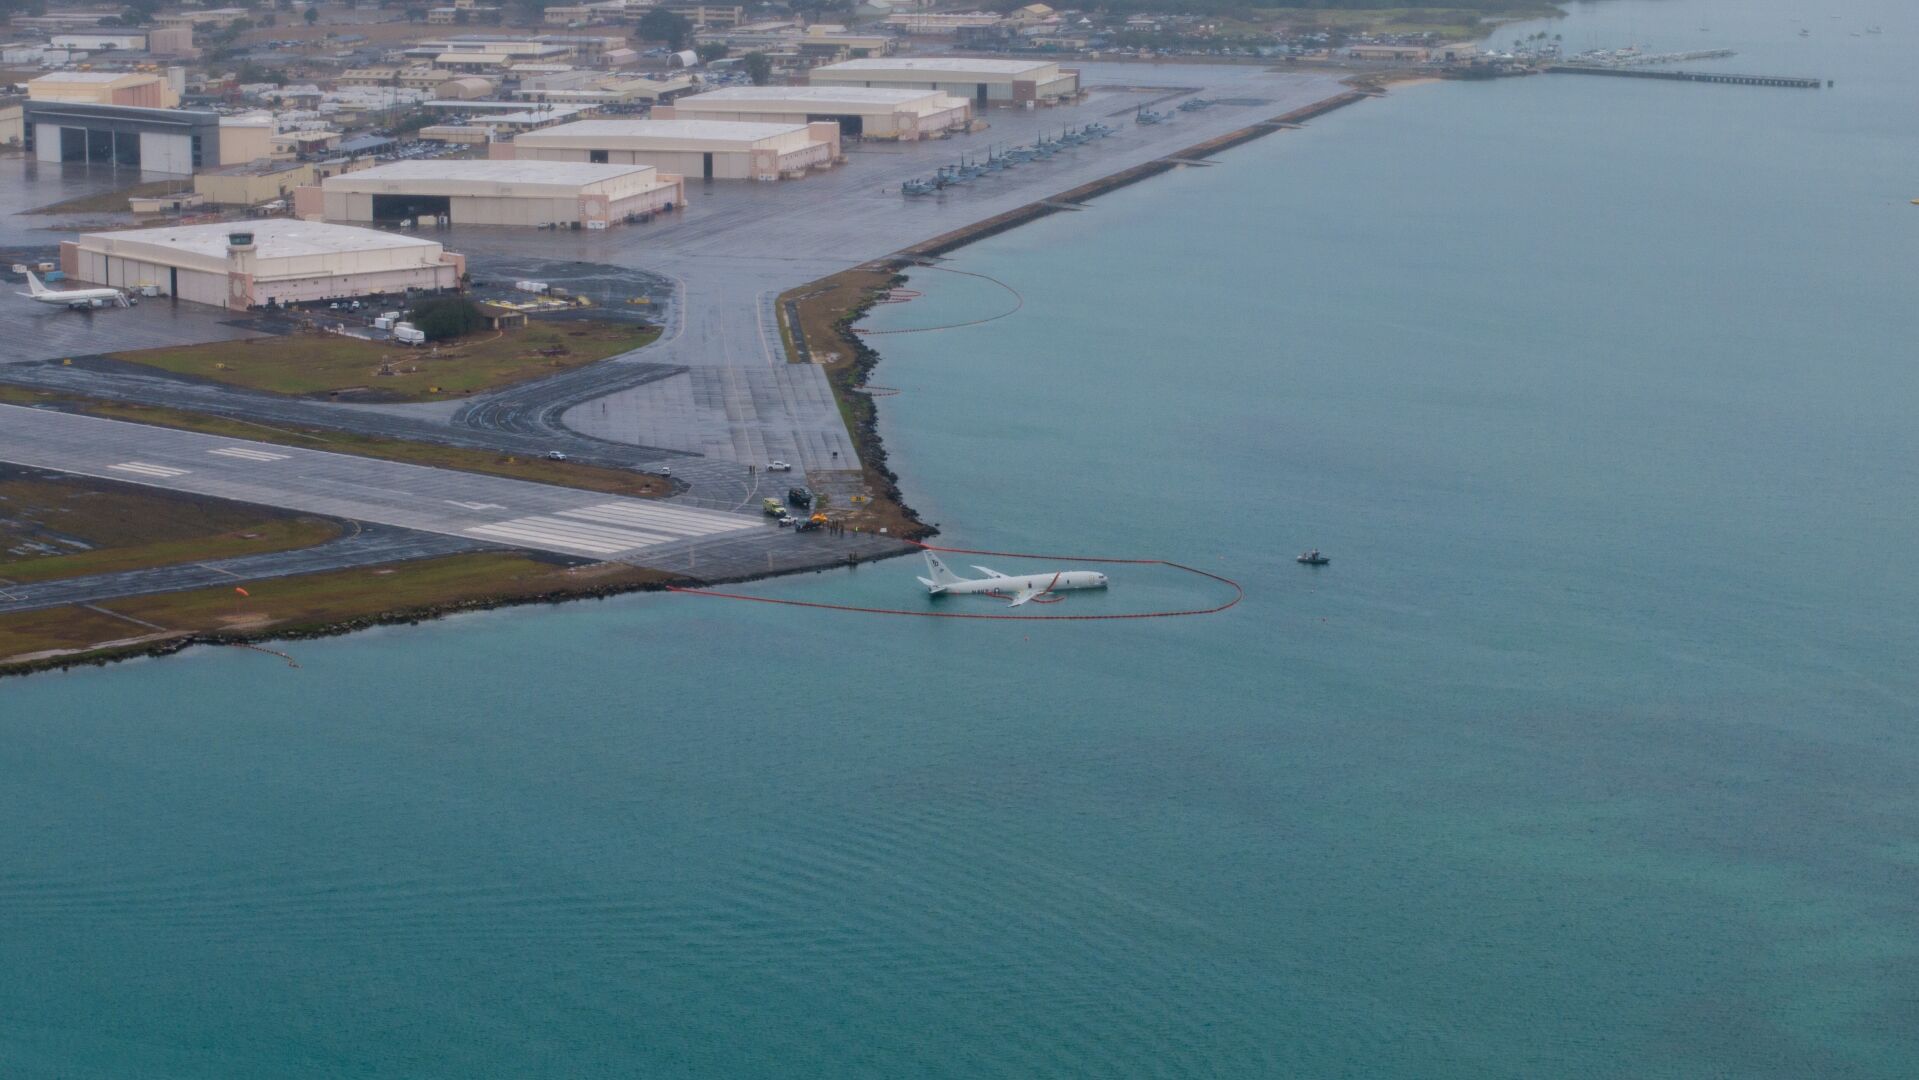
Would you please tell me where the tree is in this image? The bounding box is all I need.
[408,297,484,341]
[637,7,691,50]
[743,50,772,85]
[695,41,727,63]
[303,4,318,22]
[404,6,427,20]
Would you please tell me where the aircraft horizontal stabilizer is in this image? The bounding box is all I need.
[971,566,1009,579]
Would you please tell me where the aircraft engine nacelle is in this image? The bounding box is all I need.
[89,297,106,308]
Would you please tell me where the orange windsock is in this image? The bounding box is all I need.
[235,587,250,597]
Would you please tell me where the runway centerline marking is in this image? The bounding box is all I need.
[110,462,190,478]
[209,447,290,462]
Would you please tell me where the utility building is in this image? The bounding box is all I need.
[809,57,1079,106]
[62,220,464,311]
[660,85,970,141]
[316,160,684,228]
[508,118,838,181]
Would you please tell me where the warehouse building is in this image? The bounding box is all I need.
[194,160,314,206]
[661,85,970,141]
[61,220,464,311]
[508,118,838,181]
[26,71,179,109]
[809,57,1079,106]
[313,160,684,228]
[48,31,149,51]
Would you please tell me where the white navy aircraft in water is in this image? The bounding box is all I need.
[19,272,129,310]
[918,551,1109,607]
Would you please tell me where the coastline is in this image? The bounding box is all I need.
[3,82,1378,679]
[794,87,1375,538]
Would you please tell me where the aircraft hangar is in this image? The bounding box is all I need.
[60,220,464,311]
[507,118,840,181]
[659,86,972,141]
[316,160,686,229]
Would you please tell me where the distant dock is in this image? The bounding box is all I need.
[1545,65,1824,89]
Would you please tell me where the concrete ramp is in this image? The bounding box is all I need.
[562,364,857,473]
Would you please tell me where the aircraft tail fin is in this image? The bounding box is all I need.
[23,272,46,297]
[920,550,964,592]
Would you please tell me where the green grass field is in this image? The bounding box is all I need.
[110,320,659,402]
[0,473,342,584]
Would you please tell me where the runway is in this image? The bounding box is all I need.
[0,402,770,564]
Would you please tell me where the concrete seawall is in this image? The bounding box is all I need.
[897,89,1371,261]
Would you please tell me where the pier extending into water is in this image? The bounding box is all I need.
[1545,64,1824,89]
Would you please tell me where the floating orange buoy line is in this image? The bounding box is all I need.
[852,267,1024,336]
[667,540,1242,622]
[226,642,300,668]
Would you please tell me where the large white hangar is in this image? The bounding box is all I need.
[660,85,971,141]
[508,118,840,181]
[61,220,464,311]
[808,57,1080,107]
[316,160,685,229]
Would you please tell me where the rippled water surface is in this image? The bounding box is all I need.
[4,0,1918,1075]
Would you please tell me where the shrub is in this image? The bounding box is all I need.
[408,296,484,341]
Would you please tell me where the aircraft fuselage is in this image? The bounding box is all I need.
[933,570,1109,597]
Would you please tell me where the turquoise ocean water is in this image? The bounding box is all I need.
[3,0,1916,1074]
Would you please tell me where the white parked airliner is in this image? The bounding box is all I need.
[917,550,1109,607]
[19,272,129,310]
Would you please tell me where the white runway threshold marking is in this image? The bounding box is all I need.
[209,446,291,462]
[110,462,190,478]
[465,502,759,557]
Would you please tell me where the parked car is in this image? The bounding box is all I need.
[768,460,792,471]
[546,450,569,461]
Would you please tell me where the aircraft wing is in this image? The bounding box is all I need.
[1005,585,1043,608]
[970,566,1009,579]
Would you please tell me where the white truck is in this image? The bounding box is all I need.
[391,322,427,346]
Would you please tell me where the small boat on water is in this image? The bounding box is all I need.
[1296,550,1329,566]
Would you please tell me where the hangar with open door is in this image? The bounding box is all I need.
[372,193,452,224]
[26,100,222,174]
